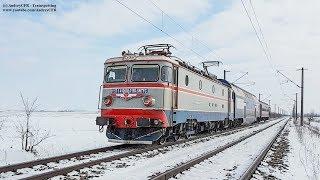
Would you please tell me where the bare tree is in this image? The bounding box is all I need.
[16,93,51,154]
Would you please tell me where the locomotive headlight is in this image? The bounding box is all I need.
[153,119,159,125]
[104,95,113,106]
[142,95,155,107]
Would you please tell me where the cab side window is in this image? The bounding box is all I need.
[161,66,172,83]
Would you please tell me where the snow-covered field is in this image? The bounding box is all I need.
[0,111,119,166]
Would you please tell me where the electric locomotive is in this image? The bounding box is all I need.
[96,44,270,144]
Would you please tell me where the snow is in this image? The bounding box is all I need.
[0,111,120,166]
[70,118,286,180]
[310,117,320,131]
[254,120,320,180]
[1,115,318,180]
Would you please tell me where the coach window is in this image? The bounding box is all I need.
[199,80,202,90]
[185,75,189,86]
[105,65,127,83]
[212,85,215,94]
[161,66,172,83]
[132,64,159,82]
[222,89,225,96]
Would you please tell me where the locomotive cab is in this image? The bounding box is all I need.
[96,45,177,144]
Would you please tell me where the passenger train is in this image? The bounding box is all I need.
[96,44,271,144]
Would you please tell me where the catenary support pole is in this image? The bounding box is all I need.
[224,70,230,80]
[295,93,298,121]
[300,67,304,126]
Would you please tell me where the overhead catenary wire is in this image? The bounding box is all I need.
[240,0,290,110]
[232,72,249,84]
[148,0,223,61]
[113,0,210,62]
[248,1,295,102]
[146,0,257,86]
[240,0,272,65]
[249,0,269,54]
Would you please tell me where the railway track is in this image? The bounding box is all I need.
[239,119,289,180]
[151,118,289,180]
[0,144,136,177]
[0,118,283,179]
[0,144,133,174]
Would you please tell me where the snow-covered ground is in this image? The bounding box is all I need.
[1,115,318,180]
[61,118,285,180]
[254,120,320,180]
[310,117,320,131]
[0,111,119,166]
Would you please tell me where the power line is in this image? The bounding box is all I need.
[114,0,209,62]
[240,0,271,65]
[148,0,222,61]
[232,72,248,83]
[249,0,269,55]
[276,70,301,88]
[240,0,289,108]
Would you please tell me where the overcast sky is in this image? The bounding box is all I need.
[1,0,319,113]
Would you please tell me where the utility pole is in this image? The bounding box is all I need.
[277,69,307,126]
[295,93,298,121]
[268,100,271,117]
[259,93,261,102]
[298,67,306,126]
[224,70,230,80]
[293,101,296,118]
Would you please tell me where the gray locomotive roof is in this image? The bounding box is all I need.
[105,54,180,65]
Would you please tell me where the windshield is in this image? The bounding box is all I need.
[105,65,127,83]
[132,64,159,82]
[161,66,172,82]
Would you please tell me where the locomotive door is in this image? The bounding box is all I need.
[259,104,262,119]
[254,106,257,118]
[228,89,231,120]
[244,103,247,118]
[171,66,178,124]
[233,92,236,119]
